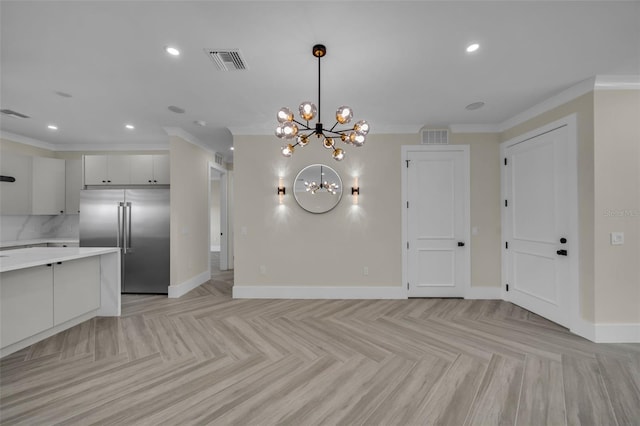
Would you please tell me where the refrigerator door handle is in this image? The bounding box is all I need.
[117,202,124,248]
[124,202,133,254]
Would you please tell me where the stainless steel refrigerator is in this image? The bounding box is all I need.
[79,189,169,294]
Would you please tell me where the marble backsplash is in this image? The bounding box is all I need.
[0,215,79,242]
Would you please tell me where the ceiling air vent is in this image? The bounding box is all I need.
[1,109,30,119]
[205,49,247,71]
[421,129,449,145]
[214,153,224,166]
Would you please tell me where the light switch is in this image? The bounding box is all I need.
[610,232,624,245]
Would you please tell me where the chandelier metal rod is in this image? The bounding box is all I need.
[317,52,322,124]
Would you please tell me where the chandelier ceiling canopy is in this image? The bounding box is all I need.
[275,44,369,161]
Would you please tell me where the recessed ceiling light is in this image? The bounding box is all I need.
[47,124,58,130]
[466,43,480,53]
[465,101,485,111]
[194,120,207,127]
[125,124,135,130]
[168,105,185,114]
[54,91,72,98]
[165,46,180,56]
[230,147,234,151]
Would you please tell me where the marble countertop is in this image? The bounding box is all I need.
[0,247,120,273]
[0,238,80,248]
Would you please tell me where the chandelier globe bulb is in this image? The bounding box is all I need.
[299,102,317,121]
[332,148,345,161]
[323,137,335,149]
[282,121,298,139]
[352,134,366,147]
[354,120,369,135]
[277,107,294,123]
[281,144,294,157]
[336,106,353,124]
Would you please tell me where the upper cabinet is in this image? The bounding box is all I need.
[0,153,67,215]
[84,155,131,185]
[129,155,170,185]
[32,157,66,215]
[0,153,33,215]
[84,155,169,186]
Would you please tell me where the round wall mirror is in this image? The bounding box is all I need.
[293,164,343,214]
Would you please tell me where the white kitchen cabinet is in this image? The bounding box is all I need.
[32,157,66,215]
[65,159,82,214]
[85,154,168,186]
[0,265,54,347]
[107,155,131,185]
[84,155,108,185]
[129,155,170,184]
[53,257,100,325]
[84,155,131,185]
[0,152,33,215]
[152,155,170,184]
[129,155,153,184]
[1,253,106,352]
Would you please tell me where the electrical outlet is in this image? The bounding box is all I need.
[259,265,267,275]
[610,232,624,245]
[363,266,369,276]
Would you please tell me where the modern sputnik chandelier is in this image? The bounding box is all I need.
[275,44,370,161]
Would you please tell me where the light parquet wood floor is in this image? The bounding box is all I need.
[1,271,639,425]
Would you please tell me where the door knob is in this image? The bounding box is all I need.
[556,249,568,256]
[458,242,465,247]
[560,237,567,244]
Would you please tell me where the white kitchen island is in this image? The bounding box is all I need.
[0,246,120,357]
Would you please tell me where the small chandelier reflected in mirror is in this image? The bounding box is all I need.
[305,165,340,195]
[276,44,370,161]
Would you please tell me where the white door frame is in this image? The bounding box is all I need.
[401,145,471,298]
[500,113,581,332]
[209,161,229,272]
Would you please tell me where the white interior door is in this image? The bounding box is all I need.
[405,147,470,297]
[503,125,571,327]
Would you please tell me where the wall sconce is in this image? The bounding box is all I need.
[351,187,359,195]
[277,186,286,195]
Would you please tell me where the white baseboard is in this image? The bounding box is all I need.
[168,270,210,298]
[233,285,405,300]
[594,323,640,343]
[465,285,502,300]
[570,317,596,342]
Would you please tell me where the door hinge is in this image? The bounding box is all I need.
[505,241,509,249]
[504,158,508,166]
[407,282,410,290]
[407,241,410,249]
[407,201,409,209]
[505,199,508,207]
[406,159,410,168]
[506,283,509,291]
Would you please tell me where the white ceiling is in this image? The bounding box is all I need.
[1,1,639,162]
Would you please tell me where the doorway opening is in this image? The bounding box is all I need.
[209,162,232,278]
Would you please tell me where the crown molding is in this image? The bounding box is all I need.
[448,123,500,134]
[595,75,640,90]
[163,127,216,154]
[497,77,596,133]
[1,130,169,152]
[54,142,169,152]
[0,131,57,151]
